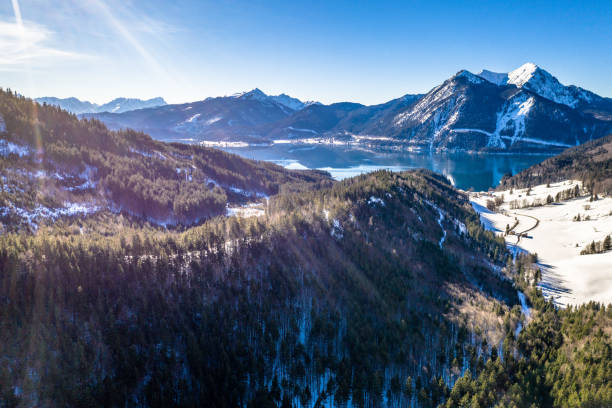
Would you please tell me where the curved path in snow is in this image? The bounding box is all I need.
[512,212,540,243]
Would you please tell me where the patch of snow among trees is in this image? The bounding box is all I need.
[0,140,30,157]
[368,196,385,206]
[226,203,265,218]
[1,201,100,227]
[331,218,344,239]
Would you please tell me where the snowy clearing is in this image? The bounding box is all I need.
[470,180,612,306]
[226,203,265,218]
[0,140,30,157]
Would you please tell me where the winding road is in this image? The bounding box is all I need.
[512,212,540,243]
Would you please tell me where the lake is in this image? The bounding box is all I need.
[220,143,552,191]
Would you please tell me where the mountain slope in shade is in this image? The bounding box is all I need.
[86,89,303,142]
[263,101,365,139]
[35,96,167,114]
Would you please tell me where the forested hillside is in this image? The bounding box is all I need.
[499,133,612,195]
[0,88,330,230]
[0,169,521,407]
[445,292,612,407]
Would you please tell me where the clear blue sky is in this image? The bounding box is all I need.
[1,0,611,105]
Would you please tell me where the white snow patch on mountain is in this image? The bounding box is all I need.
[285,161,309,170]
[478,69,508,85]
[456,70,485,84]
[226,203,265,218]
[507,63,539,88]
[449,94,535,149]
[206,116,222,125]
[508,63,583,107]
[129,147,154,158]
[233,89,306,111]
[233,88,268,101]
[186,113,201,123]
[331,218,344,239]
[229,186,268,199]
[269,94,305,111]
[286,126,319,134]
[368,196,385,206]
[1,201,100,227]
[394,75,464,129]
[425,200,446,248]
[492,94,535,146]
[0,140,30,157]
[499,136,572,147]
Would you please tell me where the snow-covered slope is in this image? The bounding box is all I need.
[478,69,508,86]
[269,93,306,111]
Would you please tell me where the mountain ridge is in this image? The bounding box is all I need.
[44,63,612,151]
[35,96,167,114]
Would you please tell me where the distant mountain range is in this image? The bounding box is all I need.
[35,96,167,114]
[69,63,612,151]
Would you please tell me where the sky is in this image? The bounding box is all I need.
[1,0,611,105]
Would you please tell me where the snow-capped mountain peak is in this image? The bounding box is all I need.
[507,62,540,87]
[477,69,508,86]
[453,70,485,84]
[232,88,307,111]
[477,63,597,108]
[268,93,305,111]
[234,88,268,101]
[36,96,167,114]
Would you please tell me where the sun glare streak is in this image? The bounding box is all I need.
[10,0,22,25]
[12,0,44,183]
[84,0,173,82]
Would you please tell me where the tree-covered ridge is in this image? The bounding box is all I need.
[0,88,331,230]
[0,170,515,407]
[498,133,612,195]
[444,294,612,408]
[441,248,612,408]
